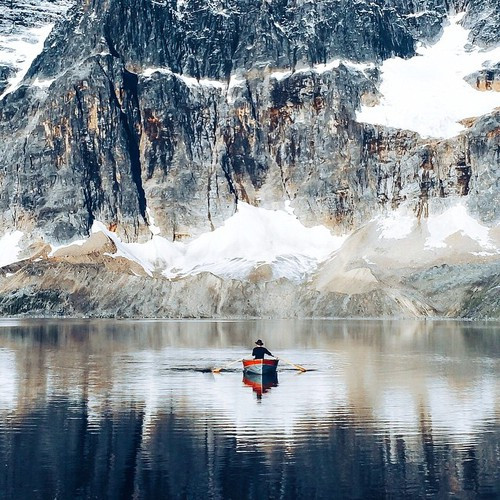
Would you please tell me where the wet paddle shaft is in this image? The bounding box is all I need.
[212,358,242,373]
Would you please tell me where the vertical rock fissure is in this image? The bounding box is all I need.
[221,154,239,206]
[103,69,147,223]
[98,32,147,224]
[121,70,147,222]
[74,86,99,232]
[103,24,120,59]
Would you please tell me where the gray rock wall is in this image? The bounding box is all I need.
[0,0,499,318]
[1,0,499,243]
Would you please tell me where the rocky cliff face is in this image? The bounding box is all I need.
[0,0,499,318]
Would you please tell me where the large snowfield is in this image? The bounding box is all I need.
[357,14,500,138]
[43,200,500,282]
[75,202,346,281]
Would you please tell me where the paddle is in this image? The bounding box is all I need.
[212,358,243,373]
[277,357,307,372]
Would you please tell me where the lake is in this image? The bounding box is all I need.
[0,319,498,499]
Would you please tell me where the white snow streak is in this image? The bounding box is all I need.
[142,58,372,94]
[48,236,87,258]
[269,59,373,81]
[142,67,225,89]
[146,207,161,236]
[0,24,54,100]
[357,14,500,138]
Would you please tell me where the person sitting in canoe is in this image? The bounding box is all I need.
[252,339,273,359]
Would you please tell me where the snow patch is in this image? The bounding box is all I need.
[425,204,494,250]
[0,231,24,268]
[142,67,225,89]
[227,74,246,103]
[164,202,344,280]
[32,77,55,88]
[87,203,345,282]
[0,24,54,100]
[404,10,435,19]
[376,203,496,250]
[146,207,161,236]
[90,222,158,277]
[357,14,500,138]
[377,211,415,240]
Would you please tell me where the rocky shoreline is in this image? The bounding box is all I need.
[1,255,498,320]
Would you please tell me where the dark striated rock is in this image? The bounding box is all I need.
[0,0,498,243]
[465,62,500,92]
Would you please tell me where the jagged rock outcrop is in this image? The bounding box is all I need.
[0,0,499,318]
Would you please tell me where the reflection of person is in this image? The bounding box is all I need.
[252,339,273,359]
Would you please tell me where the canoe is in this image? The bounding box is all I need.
[242,358,279,375]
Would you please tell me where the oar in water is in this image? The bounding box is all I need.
[212,358,242,373]
[277,357,307,372]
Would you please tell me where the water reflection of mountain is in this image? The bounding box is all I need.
[0,397,498,499]
[1,318,499,355]
[0,319,498,497]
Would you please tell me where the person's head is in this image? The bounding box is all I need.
[255,339,264,346]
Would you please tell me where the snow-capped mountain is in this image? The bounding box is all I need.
[0,0,499,318]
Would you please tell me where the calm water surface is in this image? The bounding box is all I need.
[0,319,498,499]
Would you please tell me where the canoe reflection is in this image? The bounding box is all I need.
[243,372,279,400]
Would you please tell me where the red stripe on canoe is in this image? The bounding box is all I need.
[242,359,279,367]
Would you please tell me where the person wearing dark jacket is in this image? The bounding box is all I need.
[252,339,273,359]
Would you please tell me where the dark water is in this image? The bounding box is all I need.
[0,319,498,499]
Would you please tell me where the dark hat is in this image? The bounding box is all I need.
[255,339,264,346]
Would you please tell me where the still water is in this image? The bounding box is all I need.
[0,319,498,499]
